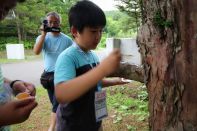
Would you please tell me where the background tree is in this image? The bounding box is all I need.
[0,0,77,50]
[105,11,137,38]
[0,0,140,51]
[14,0,76,42]
[137,0,197,130]
[115,0,144,32]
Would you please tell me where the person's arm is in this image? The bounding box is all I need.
[4,78,36,96]
[55,49,121,104]
[102,77,130,87]
[0,98,37,126]
[33,26,47,55]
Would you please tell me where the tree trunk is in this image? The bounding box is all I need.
[137,0,197,130]
[16,17,22,43]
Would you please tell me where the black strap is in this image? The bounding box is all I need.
[10,80,21,88]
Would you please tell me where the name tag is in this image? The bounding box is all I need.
[95,90,108,122]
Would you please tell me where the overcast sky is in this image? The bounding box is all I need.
[90,0,118,11]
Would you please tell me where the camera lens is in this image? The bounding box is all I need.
[43,20,48,25]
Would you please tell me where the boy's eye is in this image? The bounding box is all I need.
[91,30,97,33]
[90,29,103,33]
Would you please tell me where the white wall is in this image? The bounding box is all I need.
[6,44,25,59]
[105,38,141,65]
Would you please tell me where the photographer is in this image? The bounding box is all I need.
[33,12,72,131]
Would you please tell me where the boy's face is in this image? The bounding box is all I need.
[74,27,103,50]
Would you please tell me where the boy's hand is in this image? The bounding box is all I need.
[0,98,37,126]
[12,81,36,96]
[113,77,132,85]
[100,49,121,76]
[102,77,131,87]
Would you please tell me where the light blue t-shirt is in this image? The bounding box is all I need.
[36,32,73,72]
[54,43,99,85]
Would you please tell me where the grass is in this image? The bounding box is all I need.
[103,82,149,131]
[12,81,149,131]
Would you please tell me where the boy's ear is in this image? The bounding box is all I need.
[71,26,78,38]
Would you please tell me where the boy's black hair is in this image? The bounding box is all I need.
[68,0,106,32]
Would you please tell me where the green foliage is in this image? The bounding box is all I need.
[105,11,137,38]
[0,44,5,51]
[97,10,138,49]
[98,33,107,49]
[106,83,149,124]
[0,37,18,50]
[23,40,35,49]
[115,0,142,31]
[126,124,137,131]
[0,36,35,51]
[137,85,148,101]
[0,1,138,50]
[153,10,173,28]
[0,0,77,44]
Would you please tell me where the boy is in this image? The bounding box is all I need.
[54,1,127,131]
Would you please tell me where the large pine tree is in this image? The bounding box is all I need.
[137,0,197,130]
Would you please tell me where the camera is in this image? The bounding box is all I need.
[42,20,61,32]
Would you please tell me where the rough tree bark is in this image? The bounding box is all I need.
[137,0,197,130]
